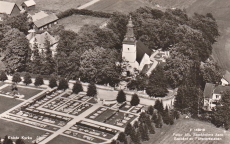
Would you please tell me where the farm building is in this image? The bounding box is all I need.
[0,1,20,19]
[33,14,58,31]
[29,11,48,22]
[21,0,36,11]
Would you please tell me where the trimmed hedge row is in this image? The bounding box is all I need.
[57,8,114,19]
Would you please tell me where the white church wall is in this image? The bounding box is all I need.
[122,43,136,63]
[139,53,151,70]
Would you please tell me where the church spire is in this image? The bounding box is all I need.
[123,15,136,44]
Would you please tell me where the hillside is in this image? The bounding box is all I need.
[185,0,230,71]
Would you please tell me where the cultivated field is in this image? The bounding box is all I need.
[144,117,230,144]
[58,15,108,33]
[5,0,92,12]
[87,0,151,14]
[0,96,21,113]
[185,0,230,72]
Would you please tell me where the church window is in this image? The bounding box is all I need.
[128,48,129,50]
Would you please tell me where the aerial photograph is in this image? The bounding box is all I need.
[0,0,230,144]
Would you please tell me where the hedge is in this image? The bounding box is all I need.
[57,8,114,19]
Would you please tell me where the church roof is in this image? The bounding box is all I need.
[123,16,136,45]
[136,41,152,64]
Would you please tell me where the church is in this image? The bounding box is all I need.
[122,17,153,75]
[122,17,170,76]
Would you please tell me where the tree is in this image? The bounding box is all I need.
[80,47,121,86]
[147,105,154,115]
[34,75,44,86]
[15,138,25,144]
[151,112,158,123]
[146,65,168,97]
[138,112,147,123]
[58,78,69,91]
[3,13,30,34]
[87,82,97,97]
[116,90,126,103]
[0,71,8,82]
[30,38,42,74]
[12,73,21,83]
[49,76,57,88]
[174,85,203,115]
[162,106,170,125]
[2,29,31,74]
[72,80,83,94]
[130,93,140,106]
[124,122,133,136]
[133,121,139,129]
[173,110,180,119]
[139,123,149,141]
[146,115,155,134]
[110,139,117,144]
[154,100,164,114]
[200,59,222,84]
[155,113,163,128]
[212,90,230,128]
[23,72,32,85]
[117,132,127,144]
[130,128,140,144]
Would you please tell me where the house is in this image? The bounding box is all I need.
[33,14,58,31]
[28,11,48,22]
[122,16,169,75]
[0,1,20,20]
[221,70,230,86]
[27,31,58,57]
[21,0,36,11]
[203,83,230,111]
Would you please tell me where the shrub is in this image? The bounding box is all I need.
[58,78,69,91]
[0,71,7,82]
[116,90,126,103]
[130,93,140,106]
[23,72,32,85]
[72,80,83,94]
[12,73,21,83]
[49,76,57,88]
[34,75,44,86]
[87,82,97,97]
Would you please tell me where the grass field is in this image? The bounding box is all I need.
[144,117,230,144]
[0,96,21,113]
[0,119,47,144]
[0,86,43,99]
[5,0,92,13]
[185,0,230,72]
[87,0,151,14]
[47,135,90,144]
[58,15,108,33]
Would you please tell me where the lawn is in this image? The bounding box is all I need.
[144,117,230,144]
[87,0,151,14]
[58,15,108,33]
[0,85,43,99]
[0,119,47,144]
[47,135,90,144]
[5,0,92,12]
[0,96,22,114]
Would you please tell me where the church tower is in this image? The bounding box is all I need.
[122,16,137,72]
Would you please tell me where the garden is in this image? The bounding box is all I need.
[0,85,43,99]
[0,96,22,114]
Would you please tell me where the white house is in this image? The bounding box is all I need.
[122,17,169,75]
[221,70,230,86]
[21,0,36,11]
[203,83,230,111]
[26,31,58,58]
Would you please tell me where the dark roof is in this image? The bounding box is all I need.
[203,83,215,99]
[34,14,58,28]
[214,85,230,94]
[136,41,152,64]
[223,70,230,83]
